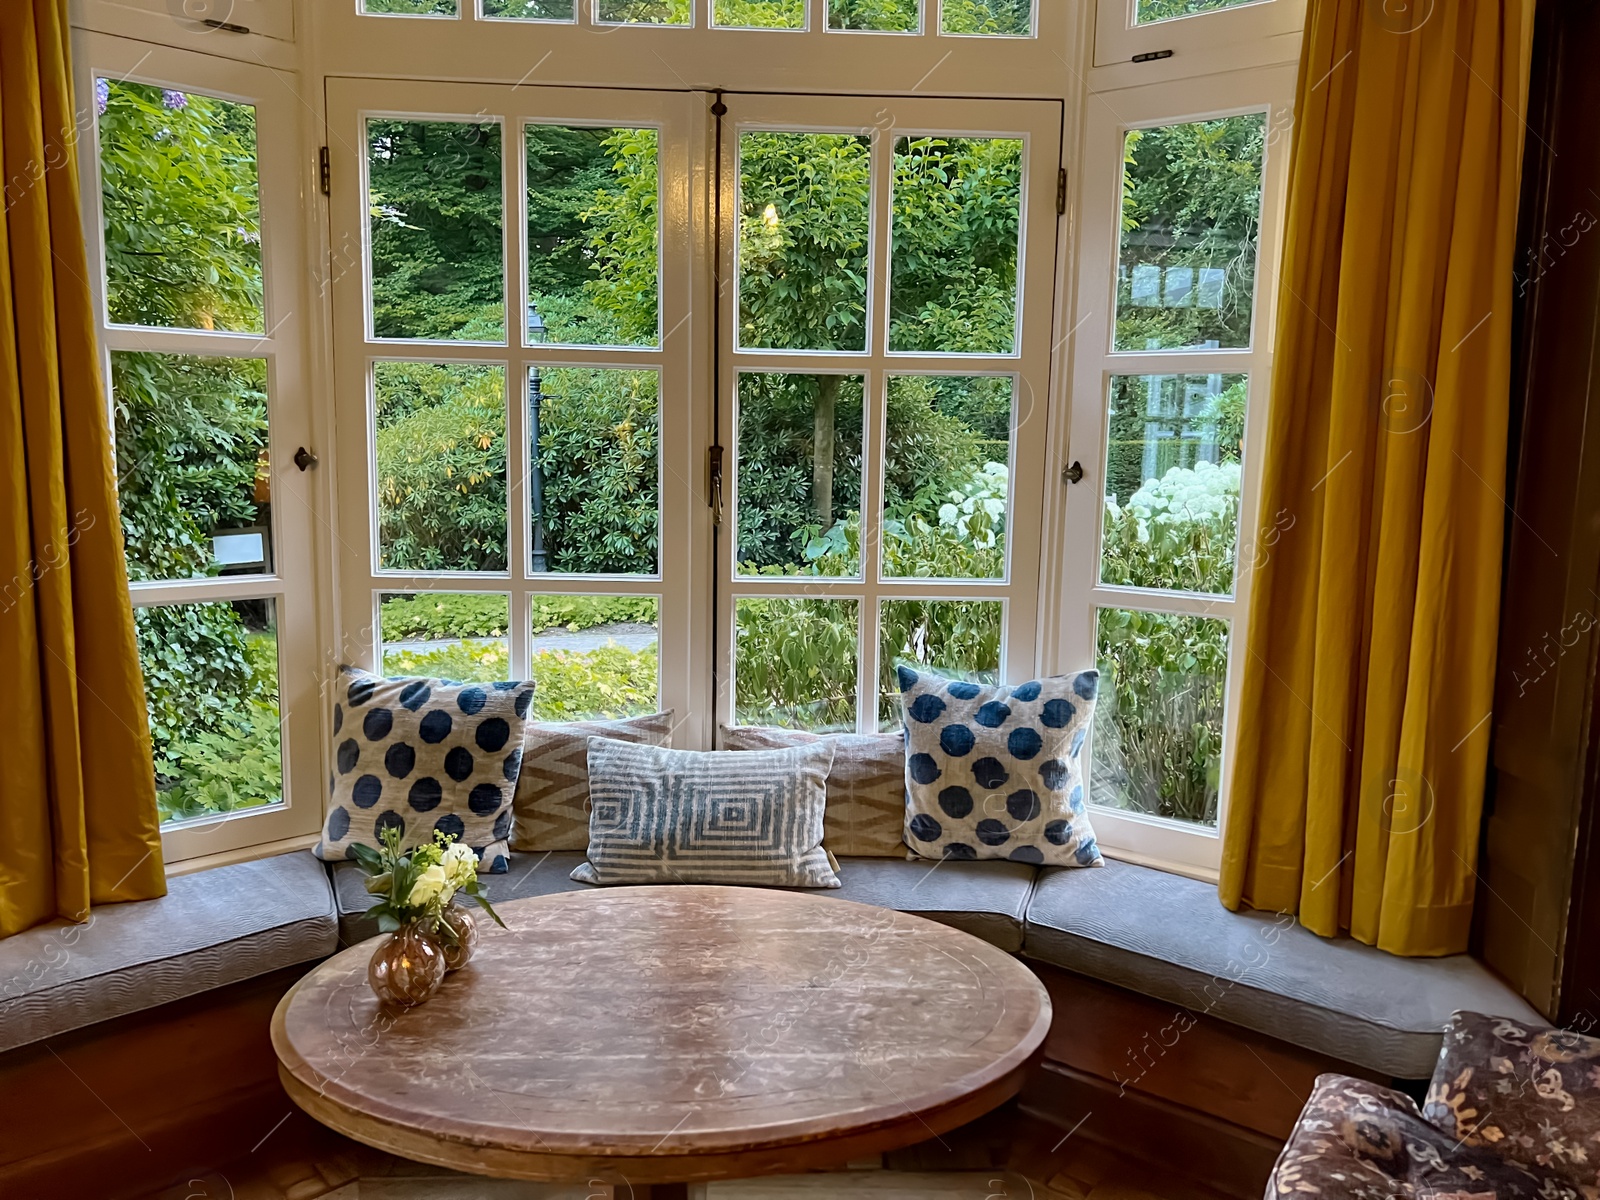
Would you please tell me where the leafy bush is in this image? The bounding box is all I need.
[536,368,660,575]
[383,639,660,721]
[374,362,508,572]
[735,598,860,731]
[1092,607,1229,827]
[531,645,660,720]
[1102,459,1241,594]
[379,593,658,642]
[1094,460,1240,825]
[385,640,511,684]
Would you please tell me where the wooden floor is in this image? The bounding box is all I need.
[135,1104,1187,1200]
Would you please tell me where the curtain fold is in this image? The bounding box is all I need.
[0,0,166,939]
[1220,0,1536,957]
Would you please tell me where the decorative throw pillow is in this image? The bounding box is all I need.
[511,711,677,852]
[897,666,1102,868]
[720,725,907,857]
[1424,1010,1600,1190]
[572,739,839,888]
[314,667,535,873]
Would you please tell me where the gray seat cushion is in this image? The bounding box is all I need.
[1022,858,1543,1078]
[824,857,1036,952]
[0,850,338,1054]
[333,853,1036,952]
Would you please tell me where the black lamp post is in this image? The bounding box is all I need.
[528,302,548,574]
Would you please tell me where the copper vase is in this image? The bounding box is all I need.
[438,905,479,973]
[367,924,446,1007]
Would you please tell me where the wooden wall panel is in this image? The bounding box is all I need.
[0,967,305,1199]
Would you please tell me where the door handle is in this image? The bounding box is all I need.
[1062,461,1085,486]
[293,447,319,472]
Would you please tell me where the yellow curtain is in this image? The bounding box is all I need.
[1221,0,1536,956]
[0,0,166,939]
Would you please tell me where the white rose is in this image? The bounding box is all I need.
[443,843,477,887]
[407,863,448,907]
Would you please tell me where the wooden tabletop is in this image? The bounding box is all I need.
[272,886,1050,1187]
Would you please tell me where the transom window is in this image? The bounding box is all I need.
[356,0,1038,34]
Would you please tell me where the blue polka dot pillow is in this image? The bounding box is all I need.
[314,666,535,874]
[897,666,1103,869]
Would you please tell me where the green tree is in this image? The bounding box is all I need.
[369,119,505,340]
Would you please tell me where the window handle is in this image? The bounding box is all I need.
[1062,461,1085,486]
[293,447,318,472]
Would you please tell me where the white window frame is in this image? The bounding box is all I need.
[66,0,1309,874]
[73,30,328,866]
[1093,0,1306,71]
[1056,62,1297,877]
[323,79,712,746]
[312,0,1071,98]
[713,92,1064,733]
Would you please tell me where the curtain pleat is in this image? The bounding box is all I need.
[1221,0,1535,956]
[0,0,166,940]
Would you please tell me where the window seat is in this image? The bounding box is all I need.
[0,851,337,1054]
[329,852,1037,953]
[0,846,1540,1083]
[1021,858,1542,1079]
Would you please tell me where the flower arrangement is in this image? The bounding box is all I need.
[350,827,505,945]
[351,828,506,1006]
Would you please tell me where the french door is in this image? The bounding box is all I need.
[325,82,1062,748]
[325,80,711,744]
[713,94,1064,735]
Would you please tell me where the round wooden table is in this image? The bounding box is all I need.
[272,886,1050,1196]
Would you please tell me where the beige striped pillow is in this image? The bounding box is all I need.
[719,725,908,857]
[511,712,676,851]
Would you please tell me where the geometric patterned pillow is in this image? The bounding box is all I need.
[570,738,839,888]
[314,666,534,874]
[897,666,1102,869]
[510,711,677,852]
[719,725,908,857]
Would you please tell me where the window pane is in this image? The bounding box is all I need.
[877,599,1002,731]
[890,137,1022,354]
[829,0,920,30]
[715,0,805,26]
[736,373,864,578]
[738,131,872,352]
[1137,0,1262,23]
[1115,115,1266,352]
[482,0,574,17]
[380,592,511,683]
[368,119,505,341]
[137,599,282,825]
[111,353,272,583]
[97,80,262,333]
[1093,607,1229,827]
[531,367,659,575]
[883,376,1012,581]
[531,595,661,720]
[736,597,859,732]
[527,125,659,347]
[595,0,691,23]
[941,0,1033,35]
[1101,373,1246,595]
[374,362,507,572]
[362,0,458,13]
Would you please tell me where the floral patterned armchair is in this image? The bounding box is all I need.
[1269,1011,1600,1200]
